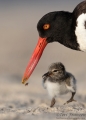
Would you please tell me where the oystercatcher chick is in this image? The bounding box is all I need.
[42,62,76,107]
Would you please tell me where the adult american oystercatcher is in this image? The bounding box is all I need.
[22,1,86,84]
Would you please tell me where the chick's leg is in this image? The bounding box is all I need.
[64,92,76,105]
[50,98,56,107]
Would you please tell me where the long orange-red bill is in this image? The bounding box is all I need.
[22,37,47,84]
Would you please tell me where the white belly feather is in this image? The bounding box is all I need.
[45,81,70,98]
[75,13,86,51]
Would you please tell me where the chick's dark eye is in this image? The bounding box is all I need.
[53,70,58,72]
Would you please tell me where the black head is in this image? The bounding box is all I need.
[37,11,73,44]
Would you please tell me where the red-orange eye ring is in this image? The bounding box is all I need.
[43,24,50,30]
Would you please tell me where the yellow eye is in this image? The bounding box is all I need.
[43,24,50,30]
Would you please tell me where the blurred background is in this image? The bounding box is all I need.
[0,0,86,119]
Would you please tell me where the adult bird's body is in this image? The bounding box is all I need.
[22,1,86,84]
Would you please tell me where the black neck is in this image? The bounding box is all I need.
[57,12,79,50]
[47,12,80,50]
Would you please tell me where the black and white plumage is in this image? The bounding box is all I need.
[37,1,86,51]
[22,1,86,84]
[42,62,76,107]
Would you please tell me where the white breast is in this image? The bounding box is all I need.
[75,13,86,51]
[46,81,60,98]
[45,81,69,98]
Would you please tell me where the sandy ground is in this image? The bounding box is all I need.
[0,0,86,120]
[0,74,86,120]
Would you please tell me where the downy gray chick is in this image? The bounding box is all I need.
[42,62,76,107]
